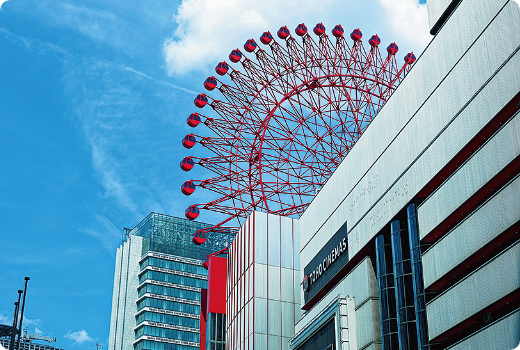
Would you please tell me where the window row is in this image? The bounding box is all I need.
[136,311,200,329]
[137,298,200,315]
[138,284,201,301]
[139,271,207,289]
[134,340,198,350]
[135,325,199,343]
[141,257,207,276]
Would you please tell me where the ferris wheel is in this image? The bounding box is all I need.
[180,23,416,248]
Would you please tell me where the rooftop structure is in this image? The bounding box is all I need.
[0,337,63,350]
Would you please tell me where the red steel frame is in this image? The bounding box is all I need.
[181,23,415,250]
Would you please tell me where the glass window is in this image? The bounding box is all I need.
[296,318,335,350]
[206,312,226,349]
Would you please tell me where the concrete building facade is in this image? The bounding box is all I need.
[290,0,520,349]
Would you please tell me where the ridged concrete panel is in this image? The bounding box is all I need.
[427,0,455,31]
[426,241,520,340]
[446,309,520,350]
[418,72,520,237]
[422,168,520,289]
[299,0,515,270]
[354,299,381,350]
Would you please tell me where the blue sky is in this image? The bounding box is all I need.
[0,0,429,348]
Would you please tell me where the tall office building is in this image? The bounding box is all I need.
[108,213,235,350]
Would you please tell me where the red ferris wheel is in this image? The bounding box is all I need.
[180,23,416,249]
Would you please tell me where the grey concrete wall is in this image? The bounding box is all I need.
[427,0,457,32]
[422,172,520,289]
[418,111,520,239]
[426,241,520,340]
[446,309,520,350]
[299,0,520,288]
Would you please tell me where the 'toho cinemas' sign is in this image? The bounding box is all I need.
[302,222,349,303]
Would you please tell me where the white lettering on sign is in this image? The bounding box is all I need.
[308,237,347,286]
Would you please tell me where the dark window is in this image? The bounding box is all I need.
[296,318,335,350]
[206,312,226,349]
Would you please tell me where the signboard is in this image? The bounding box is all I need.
[302,222,348,304]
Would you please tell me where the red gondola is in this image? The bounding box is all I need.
[194,93,208,108]
[180,156,195,171]
[244,39,257,53]
[369,34,381,47]
[260,31,273,45]
[215,61,229,76]
[387,42,399,56]
[277,26,290,39]
[182,134,197,149]
[192,228,207,245]
[350,28,362,41]
[404,52,416,64]
[332,25,344,38]
[181,180,196,195]
[204,76,217,91]
[313,23,326,36]
[229,49,243,63]
[187,113,201,127]
[185,205,200,220]
[295,23,307,36]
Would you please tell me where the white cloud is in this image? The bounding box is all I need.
[124,66,198,95]
[379,0,430,52]
[163,0,342,76]
[163,0,431,76]
[0,0,8,10]
[0,314,10,324]
[90,143,139,214]
[65,330,94,344]
[0,28,70,56]
[82,214,121,252]
[40,3,126,50]
[0,314,44,339]
[23,317,42,328]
